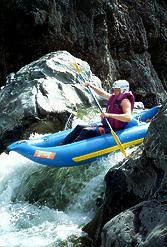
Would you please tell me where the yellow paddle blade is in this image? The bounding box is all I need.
[73,62,81,74]
[111,129,127,157]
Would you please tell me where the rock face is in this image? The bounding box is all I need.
[0,0,166,107]
[101,200,167,247]
[0,51,101,151]
[83,101,167,246]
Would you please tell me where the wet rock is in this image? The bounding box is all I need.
[0,51,101,151]
[101,200,167,247]
[83,101,167,246]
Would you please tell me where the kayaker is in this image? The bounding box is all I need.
[60,80,135,145]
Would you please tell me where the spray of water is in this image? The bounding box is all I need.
[0,106,140,246]
[0,144,139,247]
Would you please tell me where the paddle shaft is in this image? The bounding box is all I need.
[73,61,127,157]
[87,86,112,130]
[87,85,127,157]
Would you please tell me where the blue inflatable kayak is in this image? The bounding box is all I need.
[7,106,160,167]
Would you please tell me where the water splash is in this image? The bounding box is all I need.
[0,126,139,247]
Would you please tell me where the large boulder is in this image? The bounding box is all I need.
[101,200,167,247]
[0,51,101,151]
[83,101,167,246]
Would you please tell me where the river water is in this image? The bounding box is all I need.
[0,107,138,246]
[0,146,137,247]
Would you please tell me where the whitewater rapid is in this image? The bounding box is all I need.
[0,145,136,246]
[0,106,141,246]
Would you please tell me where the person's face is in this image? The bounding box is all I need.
[112,88,121,95]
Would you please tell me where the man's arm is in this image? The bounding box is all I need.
[85,81,111,99]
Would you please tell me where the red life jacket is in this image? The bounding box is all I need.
[102,91,135,129]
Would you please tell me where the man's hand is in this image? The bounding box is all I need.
[84,81,91,87]
[100,112,110,119]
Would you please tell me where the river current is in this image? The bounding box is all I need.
[0,108,138,246]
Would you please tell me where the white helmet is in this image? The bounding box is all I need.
[112,80,129,93]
